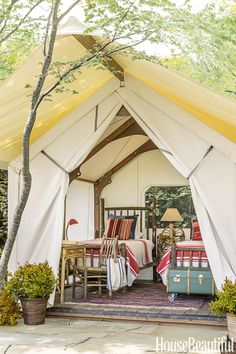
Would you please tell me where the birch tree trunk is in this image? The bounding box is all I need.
[0,0,61,289]
[0,0,152,290]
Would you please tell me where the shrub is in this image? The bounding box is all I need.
[0,290,22,326]
[5,261,57,299]
[210,279,236,316]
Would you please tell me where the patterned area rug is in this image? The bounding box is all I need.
[72,282,208,309]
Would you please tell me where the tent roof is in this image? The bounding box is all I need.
[0,17,235,169]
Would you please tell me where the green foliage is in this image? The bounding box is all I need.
[210,279,236,316]
[0,170,7,249]
[85,0,236,99]
[160,0,236,98]
[145,186,193,228]
[0,0,51,80]
[6,261,57,299]
[0,31,39,81]
[0,290,22,326]
[1,0,235,100]
[85,0,175,40]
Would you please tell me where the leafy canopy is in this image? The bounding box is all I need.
[0,0,51,80]
[159,0,236,98]
[0,0,235,99]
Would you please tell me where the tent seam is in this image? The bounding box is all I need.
[29,91,117,164]
[41,150,69,174]
[187,146,214,179]
[114,90,172,156]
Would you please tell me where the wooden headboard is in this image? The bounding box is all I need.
[100,198,157,246]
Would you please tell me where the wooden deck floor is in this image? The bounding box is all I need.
[47,282,226,327]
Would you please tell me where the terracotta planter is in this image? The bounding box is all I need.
[20,297,49,325]
[226,313,236,342]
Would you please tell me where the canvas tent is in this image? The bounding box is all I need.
[0,17,236,298]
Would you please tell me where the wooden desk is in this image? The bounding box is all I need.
[60,242,103,303]
[60,242,86,303]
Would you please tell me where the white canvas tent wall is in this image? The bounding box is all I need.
[1,18,236,301]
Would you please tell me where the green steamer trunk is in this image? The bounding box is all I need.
[167,267,215,295]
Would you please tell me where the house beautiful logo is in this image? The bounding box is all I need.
[156,336,234,353]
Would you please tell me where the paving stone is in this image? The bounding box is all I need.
[0,318,229,354]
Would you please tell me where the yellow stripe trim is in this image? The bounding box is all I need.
[128,71,236,144]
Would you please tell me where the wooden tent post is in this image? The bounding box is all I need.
[151,197,157,245]
[100,198,105,236]
[151,197,157,281]
[93,140,157,238]
[94,175,112,238]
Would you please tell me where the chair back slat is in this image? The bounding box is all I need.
[90,249,94,267]
[99,237,118,267]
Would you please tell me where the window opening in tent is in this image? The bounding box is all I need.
[145,185,195,229]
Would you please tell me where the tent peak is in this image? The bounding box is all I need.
[57,16,89,36]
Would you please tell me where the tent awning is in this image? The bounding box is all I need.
[0,18,236,167]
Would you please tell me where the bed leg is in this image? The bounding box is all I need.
[153,266,158,282]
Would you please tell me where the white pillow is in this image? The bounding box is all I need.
[134,230,144,240]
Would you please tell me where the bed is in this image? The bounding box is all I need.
[83,198,158,286]
[157,240,215,299]
[62,200,157,297]
[80,238,153,286]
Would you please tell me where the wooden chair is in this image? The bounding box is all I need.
[72,237,118,300]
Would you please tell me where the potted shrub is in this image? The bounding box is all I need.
[0,290,22,326]
[210,279,236,341]
[6,261,57,325]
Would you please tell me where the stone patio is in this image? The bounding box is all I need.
[0,317,228,354]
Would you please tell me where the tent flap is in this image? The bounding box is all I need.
[5,27,236,293]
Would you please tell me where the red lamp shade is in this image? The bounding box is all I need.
[68,218,78,226]
[65,219,79,241]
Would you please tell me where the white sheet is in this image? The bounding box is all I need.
[120,239,153,267]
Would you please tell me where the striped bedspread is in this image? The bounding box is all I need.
[157,240,208,285]
[82,239,153,289]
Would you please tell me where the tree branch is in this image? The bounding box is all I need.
[111,0,136,42]
[0,0,19,26]
[43,0,82,56]
[114,27,153,42]
[105,32,154,56]
[36,39,113,109]
[36,28,153,108]
[43,5,53,57]
[58,0,81,23]
[0,0,44,45]
[0,0,61,289]
[225,90,236,95]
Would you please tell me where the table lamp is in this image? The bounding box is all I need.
[160,208,183,245]
[65,218,78,240]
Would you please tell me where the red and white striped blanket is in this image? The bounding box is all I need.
[157,240,208,285]
[80,239,153,288]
